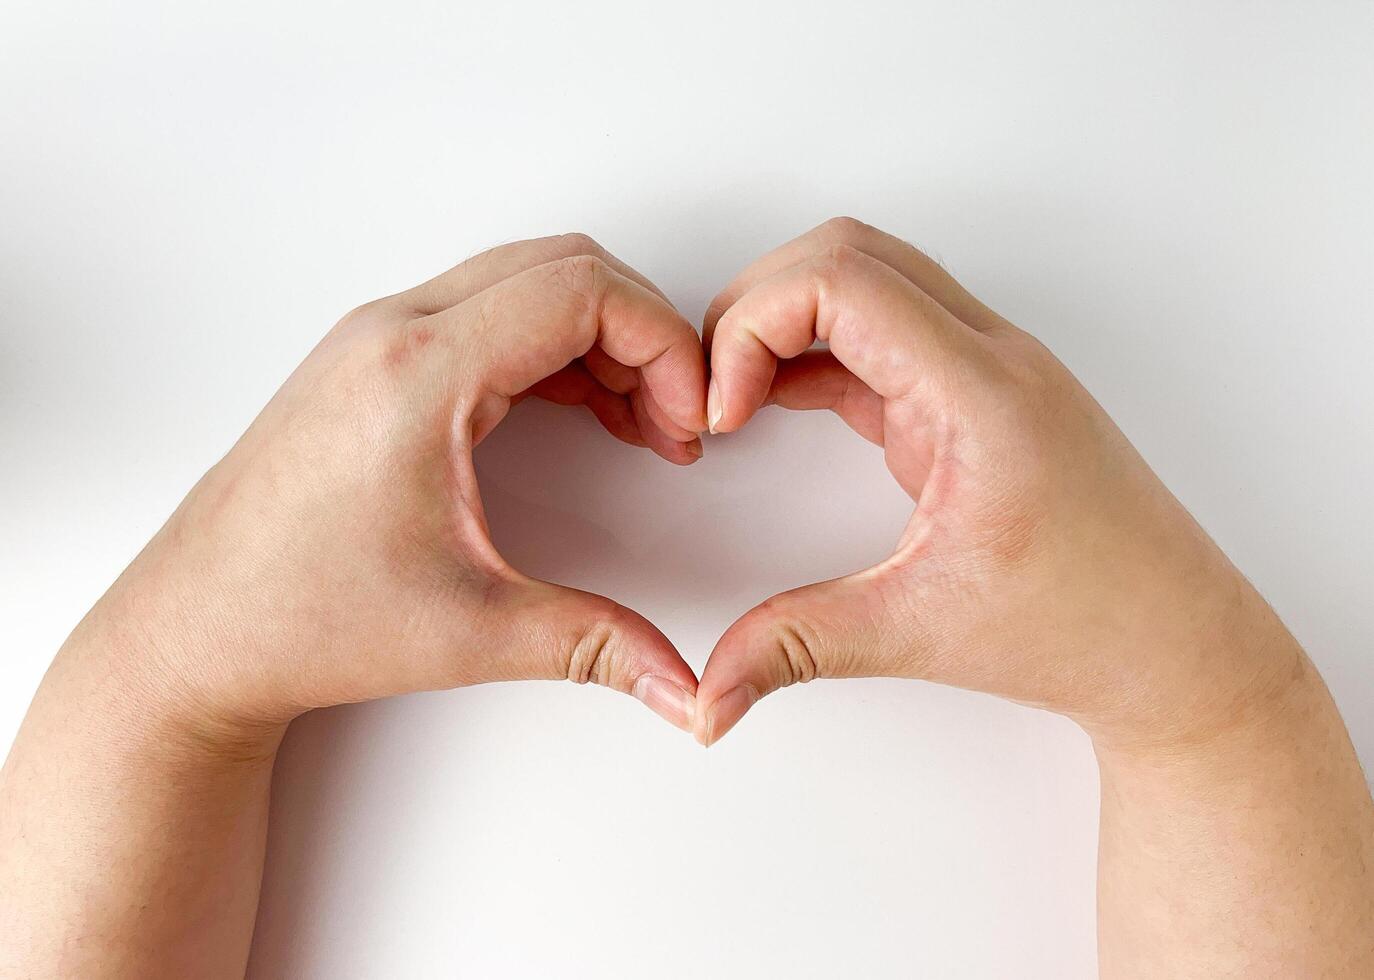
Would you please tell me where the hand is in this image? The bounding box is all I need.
[83,234,707,745]
[693,217,1295,749]
[1,233,713,978]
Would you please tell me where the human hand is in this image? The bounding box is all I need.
[78,234,707,748]
[693,217,1295,750]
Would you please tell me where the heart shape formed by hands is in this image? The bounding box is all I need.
[557,215,1045,745]
[5,215,1350,980]
[474,216,1257,756]
[168,215,1266,767]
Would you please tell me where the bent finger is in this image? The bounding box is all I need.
[708,244,991,434]
[519,364,648,448]
[429,254,707,438]
[398,233,673,316]
[766,351,886,445]
[705,216,1004,344]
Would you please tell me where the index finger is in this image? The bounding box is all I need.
[708,244,993,434]
[704,216,1006,346]
[396,232,675,317]
[428,254,707,436]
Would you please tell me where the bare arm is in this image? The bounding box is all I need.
[0,609,279,977]
[1096,646,1374,976]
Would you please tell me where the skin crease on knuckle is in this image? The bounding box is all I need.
[552,231,603,260]
[813,241,867,286]
[559,597,648,693]
[762,608,823,690]
[547,252,610,306]
[566,622,617,688]
[814,215,877,253]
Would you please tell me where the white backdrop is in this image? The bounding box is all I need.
[2,2,1371,977]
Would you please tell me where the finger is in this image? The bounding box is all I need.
[708,244,991,435]
[397,233,674,316]
[635,382,699,443]
[704,216,1005,345]
[429,254,707,439]
[519,364,647,448]
[583,344,703,448]
[692,567,922,746]
[582,346,639,394]
[766,351,885,445]
[518,364,699,462]
[630,389,704,465]
[488,577,700,734]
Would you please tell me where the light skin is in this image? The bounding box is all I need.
[0,235,706,978]
[696,218,1374,976]
[2,220,1371,978]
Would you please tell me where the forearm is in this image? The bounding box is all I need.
[0,608,284,980]
[1094,636,1374,978]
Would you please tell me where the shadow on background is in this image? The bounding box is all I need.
[246,700,403,978]
[244,394,908,976]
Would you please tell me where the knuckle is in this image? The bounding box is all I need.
[991,341,1066,426]
[817,241,865,272]
[703,291,734,328]
[563,599,625,688]
[810,243,868,292]
[759,605,822,687]
[552,231,604,258]
[817,214,873,243]
[550,252,609,296]
[565,623,614,686]
[332,297,402,338]
[324,302,429,381]
[385,318,441,370]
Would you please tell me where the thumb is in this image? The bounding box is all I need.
[694,567,920,746]
[488,578,699,734]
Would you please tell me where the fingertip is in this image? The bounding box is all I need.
[677,380,710,437]
[631,392,697,464]
[693,604,792,745]
[631,382,690,440]
[632,674,698,734]
[650,438,704,466]
[706,378,723,434]
[695,684,760,747]
[705,378,749,435]
[705,318,777,434]
[597,599,700,707]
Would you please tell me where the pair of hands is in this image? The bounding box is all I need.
[16,217,1367,980]
[101,217,1288,756]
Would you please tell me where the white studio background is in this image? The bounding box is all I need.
[2,2,1371,977]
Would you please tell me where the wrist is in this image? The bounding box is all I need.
[1071,561,1309,758]
[1089,634,1322,781]
[57,583,292,769]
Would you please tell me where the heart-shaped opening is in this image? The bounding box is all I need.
[475,396,913,667]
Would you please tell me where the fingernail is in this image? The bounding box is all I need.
[685,438,704,459]
[632,675,697,734]
[704,685,758,747]
[706,379,722,434]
